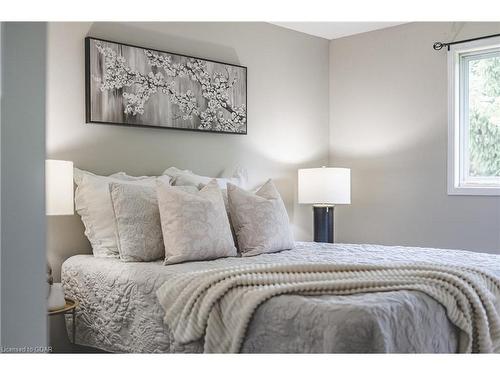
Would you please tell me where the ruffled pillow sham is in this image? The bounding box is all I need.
[73,168,164,257]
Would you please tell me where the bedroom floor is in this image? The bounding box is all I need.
[49,315,106,353]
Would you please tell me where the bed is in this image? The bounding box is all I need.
[61,241,500,353]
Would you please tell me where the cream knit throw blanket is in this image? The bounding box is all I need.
[156,262,500,353]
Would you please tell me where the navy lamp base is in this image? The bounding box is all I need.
[313,205,334,243]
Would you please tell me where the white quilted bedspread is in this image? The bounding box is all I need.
[61,242,500,353]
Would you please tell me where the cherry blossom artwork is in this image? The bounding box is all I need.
[85,37,247,134]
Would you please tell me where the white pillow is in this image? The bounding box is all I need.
[108,172,156,181]
[163,166,248,189]
[162,166,194,180]
[157,178,237,265]
[227,180,294,257]
[73,168,164,257]
[73,168,133,185]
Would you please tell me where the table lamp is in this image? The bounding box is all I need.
[298,167,351,243]
[46,159,74,216]
[46,159,74,310]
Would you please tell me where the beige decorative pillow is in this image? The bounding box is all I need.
[109,180,167,262]
[227,180,294,256]
[157,179,237,265]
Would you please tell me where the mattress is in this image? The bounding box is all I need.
[61,241,500,353]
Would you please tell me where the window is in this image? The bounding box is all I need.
[448,36,500,195]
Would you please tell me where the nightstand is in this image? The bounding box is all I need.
[48,297,78,344]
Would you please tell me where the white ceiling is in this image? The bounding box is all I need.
[270,22,407,40]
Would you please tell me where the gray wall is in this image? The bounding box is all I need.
[46,22,330,280]
[1,22,47,348]
[329,22,500,254]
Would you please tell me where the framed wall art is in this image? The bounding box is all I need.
[85,37,247,134]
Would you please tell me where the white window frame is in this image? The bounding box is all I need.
[448,36,500,196]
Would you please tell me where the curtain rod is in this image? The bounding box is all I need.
[433,33,500,51]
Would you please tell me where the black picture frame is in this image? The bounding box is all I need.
[85,37,248,135]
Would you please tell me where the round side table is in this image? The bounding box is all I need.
[48,297,79,344]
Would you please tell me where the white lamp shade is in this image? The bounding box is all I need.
[298,167,351,205]
[46,160,74,216]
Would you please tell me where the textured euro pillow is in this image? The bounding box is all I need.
[157,178,237,265]
[163,166,248,189]
[73,168,161,258]
[227,180,294,256]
